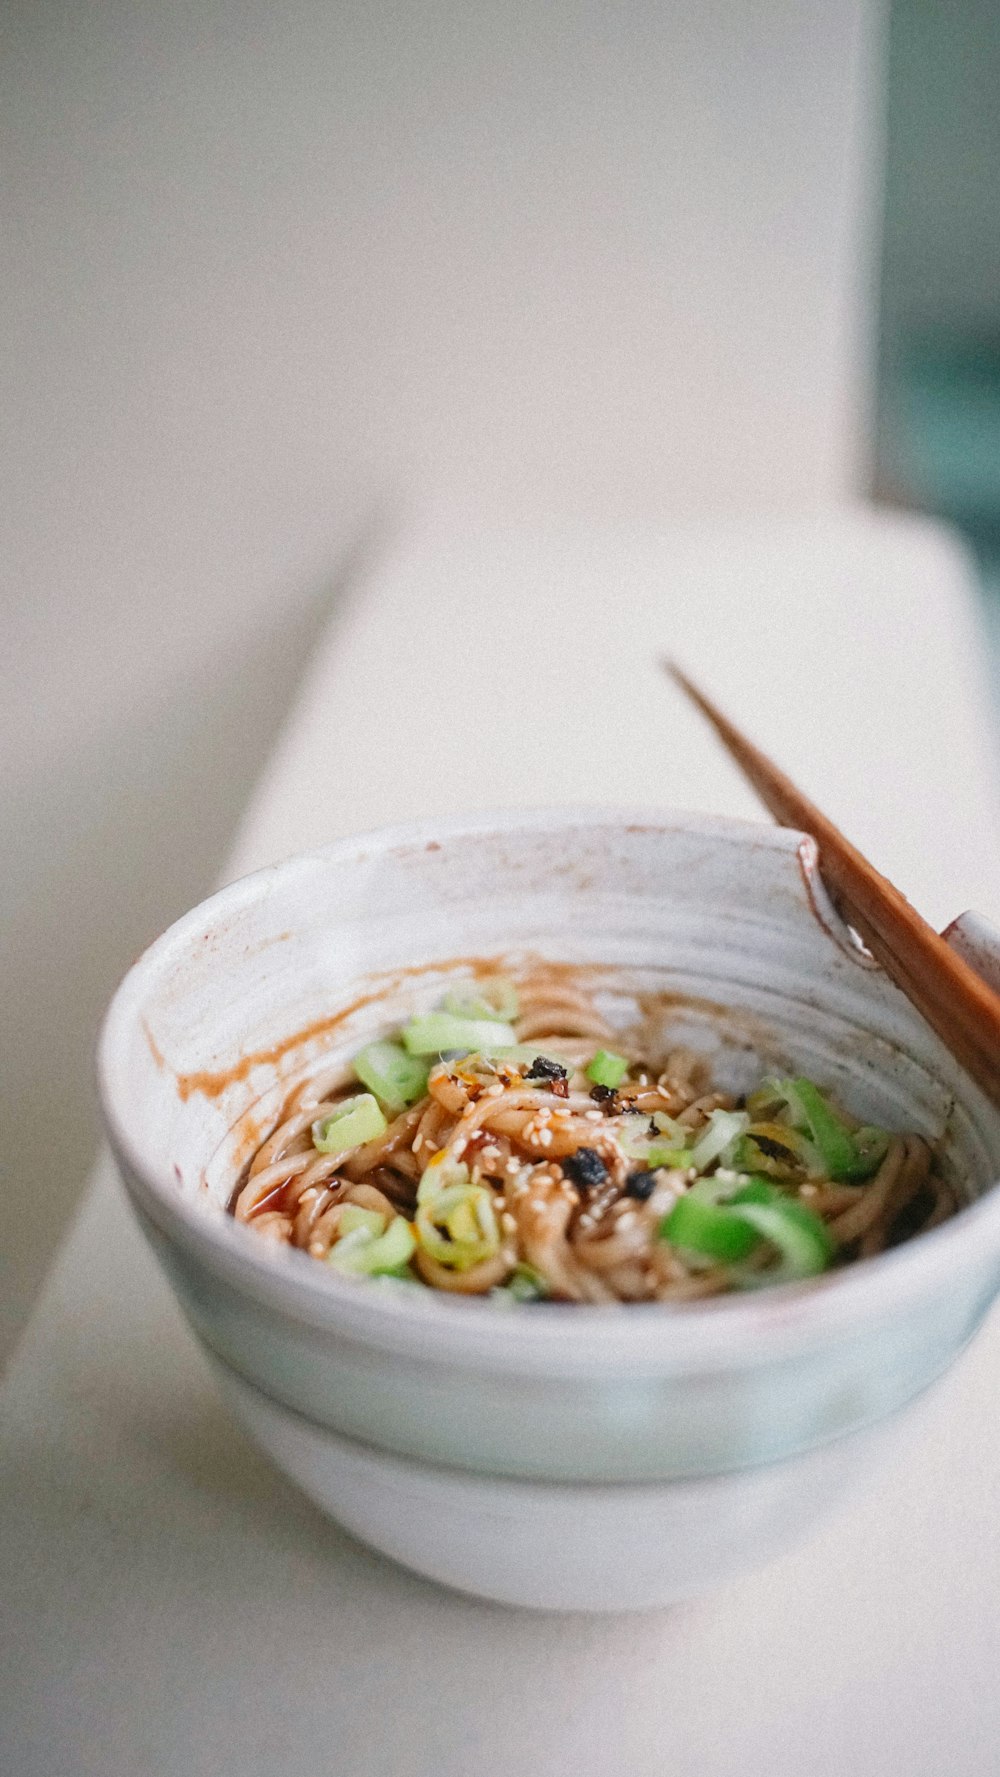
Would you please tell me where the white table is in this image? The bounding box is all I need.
[4,512,1000,1777]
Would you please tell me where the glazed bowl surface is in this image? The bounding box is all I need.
[98,810,1000,1607]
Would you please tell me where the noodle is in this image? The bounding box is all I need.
[229,965,957,1302]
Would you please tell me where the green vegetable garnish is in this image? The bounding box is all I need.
[416,1152,471,1204]
[401,1013,518,1056]
[415,1161,501,1270]
[312,1093,387,1154]
[663,1172,833,1283]
[728,1195,834,1284]
[745,1081,788,1121]
[330,1213,417,1275]
[684,1171,777,1207]
[620,1112,689,1163]
[851,1124,892,1178]
[646,1144,696,1170]
[353,1040,430,1114]
[442,977,519,1022]
[729,1177,782,1206]
[732,1122,812,1181]
[778,1077,886,1182]
[688,1108,749,1173]
[338,1205,386,1238]
[586,1049,629,1089]
[497,1262,549,1302]
[662,1192,761,1262]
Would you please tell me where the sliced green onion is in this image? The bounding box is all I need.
[779,1078,875,1181]
[730,1177,782,1206]
[325,1226,375,1268]
[618,1111,678,1164]
[330,1213,417,1275]
[442,977,519,1022]
[586,1049,629,1089]
[496,1262,549,1302]
[687,1169,748,1205]
[745,1079,788,1121]
[688,1109,749,1173]
[663,1172,832,1283]
[646,1144,695,1170]
[687,1172,784,1206]
[732,1122,814,1181]
[401,1012,517,1056]
[729,1197,834,1286]
[416,1153,472,1205]
[620,1123,654,1161]
[353,1040,430,1114]
[661,1192,761,1262]
[415,1178,501,1270]
[650,1111,689,1141]
[338,1205,386,1238]
[312,1093,387,1154]
[851,1125,891,1179]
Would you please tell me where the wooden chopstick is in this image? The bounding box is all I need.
[664,660,1000,1111]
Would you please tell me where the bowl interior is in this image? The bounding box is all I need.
[102,810,1000,1257]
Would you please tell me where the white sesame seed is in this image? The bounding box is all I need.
[585,1109,603,1123]
[537,1128,553,1147]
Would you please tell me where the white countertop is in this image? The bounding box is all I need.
[5,511,1000,1777]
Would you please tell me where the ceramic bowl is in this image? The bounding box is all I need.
[98,810,1000,1610]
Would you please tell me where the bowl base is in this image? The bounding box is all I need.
[210,1357,927,1612]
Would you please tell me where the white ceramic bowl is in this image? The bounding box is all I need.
[98,810,1000,1610]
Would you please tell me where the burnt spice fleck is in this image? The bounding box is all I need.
[624,1170,657,1201]
[750,1133,794,1160]
[589,1083,619,1112]
[563,1147,610,1190]
[525,1056,568,1084]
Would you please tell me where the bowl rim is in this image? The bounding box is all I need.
[97,805,1000,1377]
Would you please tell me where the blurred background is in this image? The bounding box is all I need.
[876,0,1000,669]
[2,0,998,1365]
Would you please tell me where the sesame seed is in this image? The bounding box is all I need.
[537,1128,553,1147]
[584,1109,603,1123]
